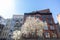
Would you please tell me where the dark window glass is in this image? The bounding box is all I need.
[31,15,34,17]
[44,26,48,30]
[35,16,40,19]
[16,20,19,22]
[50,25,55,30]
[10,30,12,32]
[59,27,60,32]
[11,20,15,26]
[47,15,52,24]
[36,16,40,18]
[0,16,2,20]
[20,19,22,21]
[47,15,52,19]
[9,35,11,37]
[42,15,46,22]
[47,19,52,24]
[44,32,50,38]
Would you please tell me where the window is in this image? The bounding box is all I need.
[20,19,22,21]
[52,32,57,38]
[10,30,13,32]
[47,15,52,19]
[36,19,40,23]
[31,15,34,17]
[44,32,50,38]
[47,20,52,24]
[9,35,11,37]
[44,26,48,30]
[47,15,53,24]
[50,25,55,30]
[0,16,2,20]
[11,21,15,26]
[36,16,39,18]
[57,25,60,32]
[16,20,19,22]
[42,15,46,22]
[0,29,1,32]
[59,27,60,32]
[15,23,20,27]
[36,16,40,18]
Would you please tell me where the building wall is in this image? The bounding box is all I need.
[0,15,24,40]
[57,14,60,31]
[24,9,58,38]
[55,23,60,38]
[12,15,24,30]
[0,16,7,40]
[57,14,60,25]
[0,19,12,40]
[57,14,60,38]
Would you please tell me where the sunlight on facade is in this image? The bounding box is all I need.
[57,14,60,25]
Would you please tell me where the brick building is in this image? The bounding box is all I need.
[24,9,59,38]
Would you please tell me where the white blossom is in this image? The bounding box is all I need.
[21,16,47,37]
[12,16,47,40]
[12,30,22,40]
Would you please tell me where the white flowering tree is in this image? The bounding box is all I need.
[12,30,22,40]
[12,16,47,40]
[21,16,47,38]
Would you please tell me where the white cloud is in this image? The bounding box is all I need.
[0,0,16,19]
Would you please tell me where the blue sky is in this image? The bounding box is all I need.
[15,0,60,23]
[0,0,60,23]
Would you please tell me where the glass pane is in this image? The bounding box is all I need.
[47,15,52,19]
[42,15,46,22]
[44,32,50,38]
[47,20,52,24]
[52,32,57,38]
[35,16,40,18]
[50,26,54,30]
[44,26,48,30]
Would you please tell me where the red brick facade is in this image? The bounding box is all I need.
[24,9,59,38]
